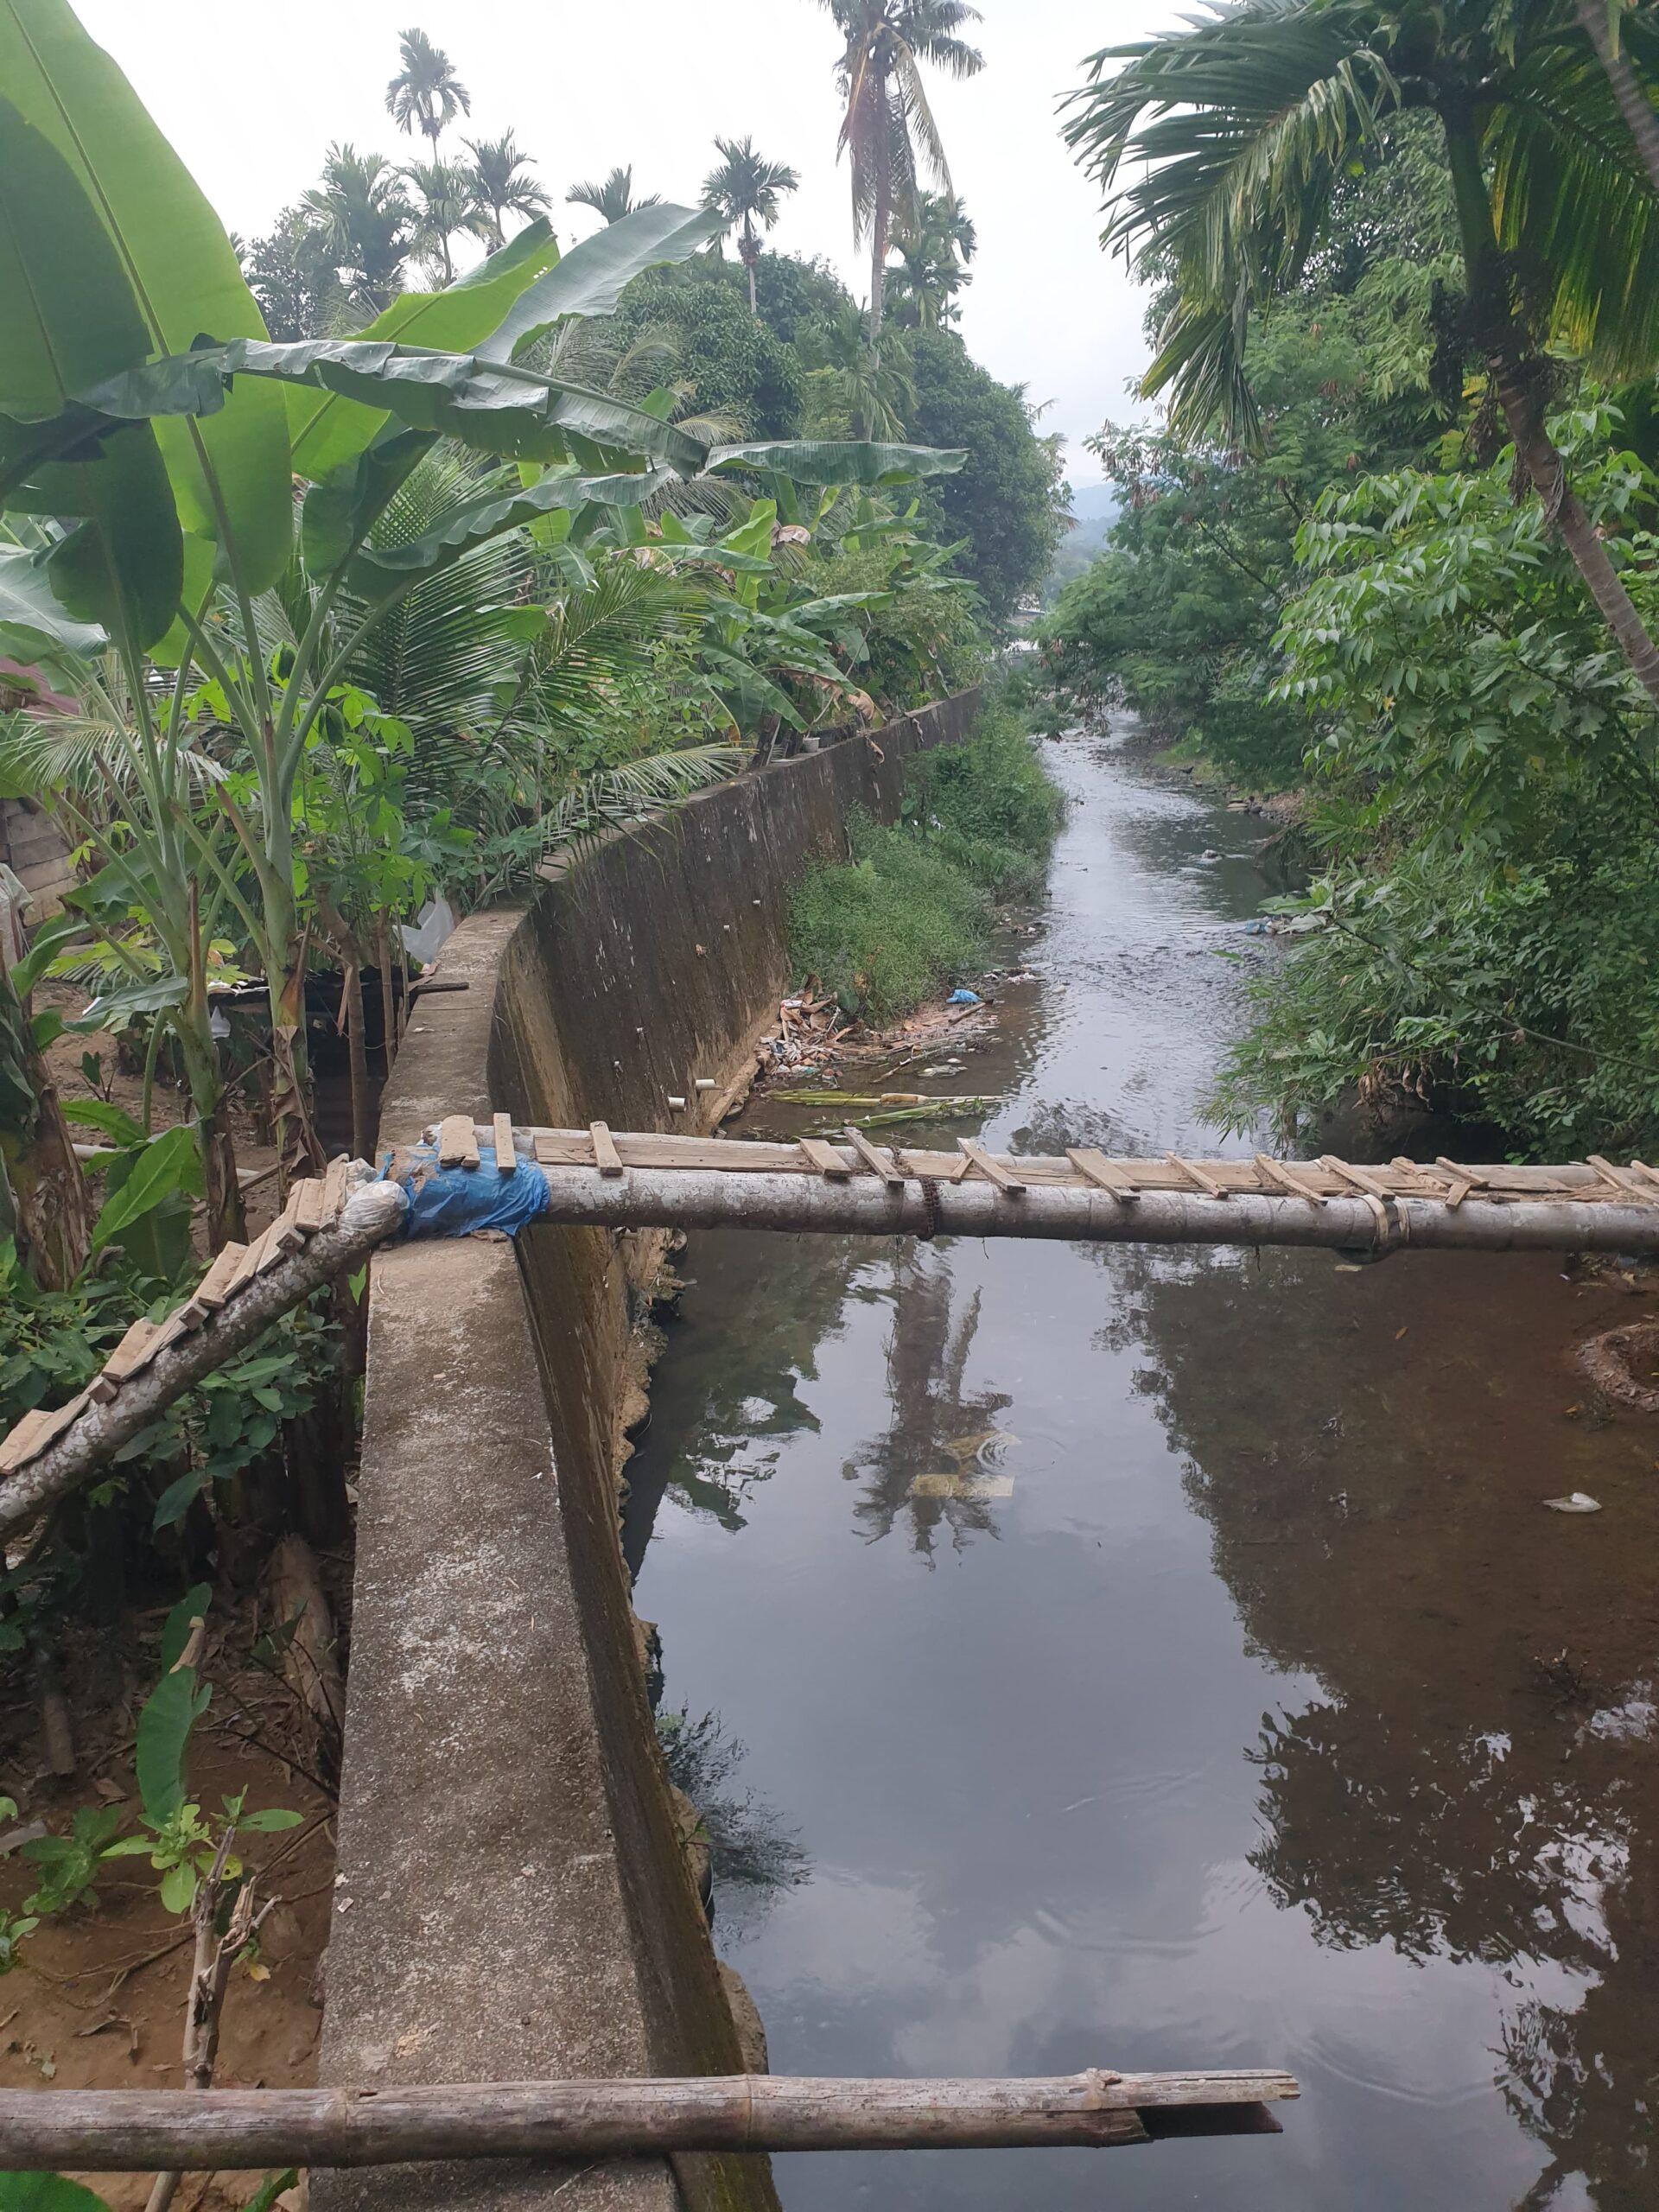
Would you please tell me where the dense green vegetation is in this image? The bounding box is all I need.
[1047,7,1659,1158]
[0,0,1043,1885]
[791,690,1061,1019]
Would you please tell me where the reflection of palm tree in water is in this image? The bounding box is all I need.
[842,1249,1013,1558]
[658,1706,810,1936]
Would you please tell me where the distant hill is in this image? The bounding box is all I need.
[1066,480,1121,527]
[1042,480,1121,601]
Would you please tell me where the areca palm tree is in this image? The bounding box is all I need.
[820,0,984,346]
[401,156,486,284]
[888,189,976,327]
[702,137,802,312]
[1064,0,1659,708]
[464,130,550,250]
[300,144,414,316]
[385,26,471,148]
[567,166,660,226]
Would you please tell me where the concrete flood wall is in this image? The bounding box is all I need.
[315,693,979,2212]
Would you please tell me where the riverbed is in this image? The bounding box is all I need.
[626,726,1659,2211]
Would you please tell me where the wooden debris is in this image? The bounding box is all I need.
[958,1139,1025,1194]
[1434,1156,1481,1209]
[493,1114,517,1174]
[1253,1154,1325,1206]
[438,1115,480,1170]
[1165,1153,1228,1199]
[589,1122,624,1179]
[843,1126,906,1185]
[799,1138,852,1180]
[1067,1148,1141,1202]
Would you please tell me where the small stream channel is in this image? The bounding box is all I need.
[625,726,1659,2211]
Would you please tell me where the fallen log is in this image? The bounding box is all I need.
[0,2069,1298,2168]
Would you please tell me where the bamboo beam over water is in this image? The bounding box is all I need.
[526,1160,1659,1255]
[0,2071,1298,2169]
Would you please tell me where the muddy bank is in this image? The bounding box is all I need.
[315,695,977,2212]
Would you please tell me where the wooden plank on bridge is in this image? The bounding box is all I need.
[844,1125,906,1185]
[588,1122,624,1179]
[959,1138,1025,1194]
[1068,1148,1141,1201]
[799,1138,852,1180]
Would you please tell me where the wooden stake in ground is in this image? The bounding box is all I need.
[0,2068,1299,2170]
[143,1826,258,2212]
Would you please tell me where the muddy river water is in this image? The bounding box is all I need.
[625,728,1659,2211]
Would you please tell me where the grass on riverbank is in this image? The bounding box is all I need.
[791,697,1061,1021]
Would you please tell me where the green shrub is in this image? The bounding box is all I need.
[906,697,1063,894]
[791,817,988,1021]
[790,702,1063,1018]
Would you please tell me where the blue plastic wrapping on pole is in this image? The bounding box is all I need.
[395,1147,553,1241]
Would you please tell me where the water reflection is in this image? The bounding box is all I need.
[658,1705,811,1937]
[1121,1238,1659,2209]
[841,1252,1014,1557]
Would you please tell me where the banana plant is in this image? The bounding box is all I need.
[0,0,960,1179]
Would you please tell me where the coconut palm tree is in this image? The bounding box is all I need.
[300,144,414,316]
[702,137,802,312]
[566,165,661,226]
[464,130,551,250]
[401,156,486,284]
[887,190,976,327]
[385,26,471,148]
[1064,0,1659,709]
[819,0,984,346]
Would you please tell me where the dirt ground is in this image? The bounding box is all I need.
[0,1598,338,2212]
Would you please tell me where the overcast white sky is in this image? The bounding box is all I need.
[75,0,1180,486]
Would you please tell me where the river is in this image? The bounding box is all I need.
[625,725,1659,2212]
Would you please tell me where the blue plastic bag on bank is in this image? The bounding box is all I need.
[391,1147,552,1241]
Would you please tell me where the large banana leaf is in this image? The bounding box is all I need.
[77,339,714,481]
[709,441,967,483]
[477,202,724,364]
[0,544,102,661]
[0,96,149,417]
[41,422,182,652]
[288,219,562,480]
[345,467,676,592]
[301,427,438,578]
[0,0,292,591]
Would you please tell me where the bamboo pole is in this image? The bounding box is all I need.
[0,1182,407,1543]
[0,2070,1298,2169]
[523,1163,1659,1256]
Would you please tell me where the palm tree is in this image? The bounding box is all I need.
[385,26,471,148]
[800,303,916,441]
[1064,0,1659,709]
[464,130,551,250]
[402,156,486,284]
[819,0,984,346]
[300,144,414,316]
[702,137,802,312]
[566,166,660,226]
[1575,0,1659,194]
[887,189,976,327]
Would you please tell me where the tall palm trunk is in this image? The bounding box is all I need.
[741,224,760,314]
[1445,118,1659,710]
[0,963,91,1291]
[1575,0,1659,197]
[869,119,891,367]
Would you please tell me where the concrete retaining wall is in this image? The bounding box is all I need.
[315,693,979,2212]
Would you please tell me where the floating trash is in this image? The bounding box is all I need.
[1544,1492,1602,1514]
